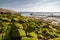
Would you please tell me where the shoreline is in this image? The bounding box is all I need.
[25,16,60,25]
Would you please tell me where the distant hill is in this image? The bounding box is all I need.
[0,8,17,13]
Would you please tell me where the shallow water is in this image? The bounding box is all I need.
[21,12,60,23]
[21,12,60,16]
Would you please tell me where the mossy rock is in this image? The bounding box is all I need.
[49,37,60,40]
[19,30,26,37]
[26,26,35,32]
[0,34,2,40]
[49,25,53,29]
[13,18,19,21]
[27,32,37,38]
[15,23,23,29]
[2,27,11,40]
[53,37,60,40]
[12,29,20,38]
[21,37,38,40]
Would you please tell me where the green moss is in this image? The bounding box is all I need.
[15,23,23,29]
[49,25,53,29]
[0,34,2,40]
[27,32,37,38]
[0,12,60,40]
[21,37,38,40]
[49,37,60,40]
[53,37,60,40]
[19,30,26,37]
[12,29,20,38]
[2,27,11,40]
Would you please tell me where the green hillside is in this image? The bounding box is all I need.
[0,12,60,40]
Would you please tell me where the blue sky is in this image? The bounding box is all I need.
[0,0,60,12]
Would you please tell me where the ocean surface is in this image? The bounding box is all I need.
[21,12,60,16]
[20,12,60,23]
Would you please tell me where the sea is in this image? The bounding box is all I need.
[20,12,60,23]
[20,12,60,16]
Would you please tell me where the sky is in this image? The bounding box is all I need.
[0,0,60,12]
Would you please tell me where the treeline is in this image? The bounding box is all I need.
[0,12,60,40]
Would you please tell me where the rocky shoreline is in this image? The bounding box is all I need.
[26,16,60,26]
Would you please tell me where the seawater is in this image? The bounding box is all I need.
[20,12,60,23]
[21,12,60,16]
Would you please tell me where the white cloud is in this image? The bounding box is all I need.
[19,6,60,12]
[1,0,60,12]
[18,0,60,12]
[41,1,60,6]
